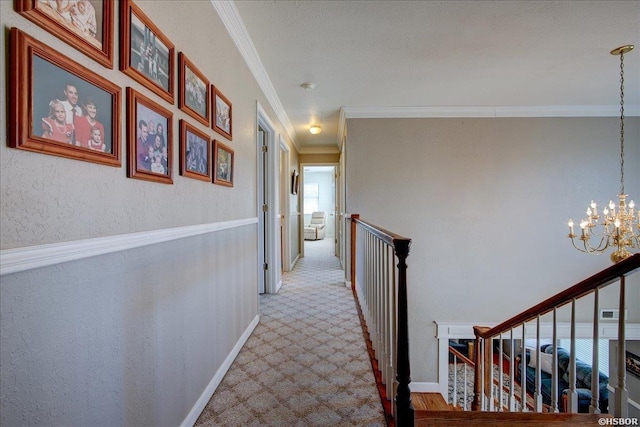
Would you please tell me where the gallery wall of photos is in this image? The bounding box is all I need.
[10,0,235,187]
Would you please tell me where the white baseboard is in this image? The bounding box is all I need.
[180,314,260,427]
[290,253,300,269]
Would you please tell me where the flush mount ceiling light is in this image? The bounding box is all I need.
[309,125,322,135]
[566,45,639,263]
[301,82,316,91]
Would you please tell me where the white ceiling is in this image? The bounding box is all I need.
[220,0,640,153]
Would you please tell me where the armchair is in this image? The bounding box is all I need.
[304,211,327,240]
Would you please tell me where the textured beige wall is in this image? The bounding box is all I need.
[0,0,296,249]
[0,1,293,425]
[346,116,640,384]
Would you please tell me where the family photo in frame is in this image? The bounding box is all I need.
[120,0,174,103]
[627,351,640,379]
[127,88,173,184]
[213,140,234,187]
[16,0,113,68]
[179,120,211,182]
[9,28,121,167]
[212,86,232,140]
[179,53,210,126]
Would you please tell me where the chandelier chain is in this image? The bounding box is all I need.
[619,50,625,195]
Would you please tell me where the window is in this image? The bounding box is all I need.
[304,183,319,214]
[558,339,609,374]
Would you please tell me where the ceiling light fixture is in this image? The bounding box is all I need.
[301,82,316,91]
[567,45,639,263]
[309,125,322,135]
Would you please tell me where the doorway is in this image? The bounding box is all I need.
[257,102,282,294]
[301,165,338,257]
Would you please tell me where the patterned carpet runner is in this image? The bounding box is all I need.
[195,239,386,426]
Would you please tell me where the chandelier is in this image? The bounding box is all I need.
[567,45,640,263]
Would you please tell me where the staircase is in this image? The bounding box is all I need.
[350,215,640,427]
[413,393,611,426]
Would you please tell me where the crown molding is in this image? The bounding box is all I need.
[210,0,299,151]
[342,105,640,118]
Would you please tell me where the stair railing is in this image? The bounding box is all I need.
[349,214,413,426]
[449,344,536,412]
[472,253,640,416]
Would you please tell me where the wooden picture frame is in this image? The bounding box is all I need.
[213,140,234,187]
[9,28,121,167]
[120,0,174,103]
[179,53,210,126]
[627,351,640,379]
[15,0,114,68]
[127,88,173,184]
[179,120,211,182]
[212,85,232,140]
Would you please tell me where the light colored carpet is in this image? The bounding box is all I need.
[195,239,386,426]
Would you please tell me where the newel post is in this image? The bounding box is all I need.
[394,238,414,427]
[472,326,490,411]
[349,214,359,292]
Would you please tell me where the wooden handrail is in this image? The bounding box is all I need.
[353,217,411,248]
[477,254,640,339]
[349,214,414,426]
[449,345,475,367]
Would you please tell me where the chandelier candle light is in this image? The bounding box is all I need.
[567,45,640,263]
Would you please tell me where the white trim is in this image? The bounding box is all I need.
[342,105,640,119]
[0,218,258,276]
[435,321,640,340]
[257,102,279,294]
[410,382,442,393]
[210,0,298,150]
[607,386,640,411]
[180,315,259,427]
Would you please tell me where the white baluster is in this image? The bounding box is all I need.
[520,323,526,412]
[591,288,600,414]
[489,338,495,411]
[614,276,628,417]
[453,354,458,408]
[567,299,578,413]
[499,336,504,411]
[551,308,559,412]
[464,358,468,410]
[534,315,543,412]
[509,329,515,411]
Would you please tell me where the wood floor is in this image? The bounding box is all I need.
[412,393,612,426]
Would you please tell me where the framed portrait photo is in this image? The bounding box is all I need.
[179,53,210,126]
[120,0,174,103]
[213,140,234,187]
[127,88,173,184]
[9,28,121,167]
[212,85,232,140]
[179,120,211,182]
[15,0,114,68]
[627,351,640,379]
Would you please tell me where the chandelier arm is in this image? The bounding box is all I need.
[569,236,607,255]
[582,235,610,253]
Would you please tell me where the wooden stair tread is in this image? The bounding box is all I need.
[415,410,611,426]
[412,392,450,411]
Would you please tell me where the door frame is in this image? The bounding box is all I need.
[256,102,281,294]
[279,135,291,272]
[300,162,339,258]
